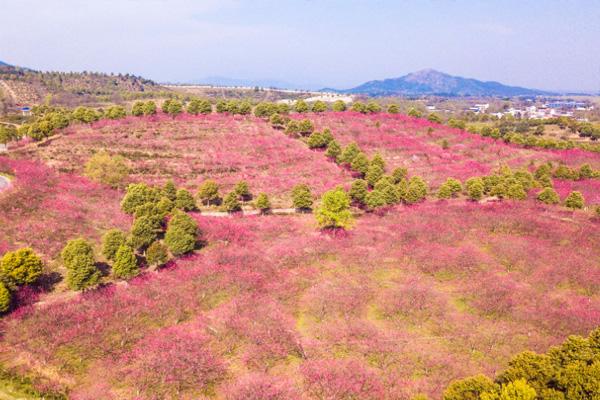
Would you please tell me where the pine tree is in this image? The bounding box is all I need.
[162,180,177,202]
[465,177,485,201]
[339,143,360,164]
[332,100,346,112]
[437,178,462,199]
[315,188,353,229]
[112,245,139,279]
[0,248,43,286]
[0,282,11,313]
[234,181,251,201]
[351,152,370,176]
[292,184,313,210]
[365,190,386,211]
[175,189,196,211]
[391,167,408,184]
[130,216,161,249]
[349,179,368,204]
[405,176,428,204]
[146,241,169,267]
[537,188,559,205]
[564,191,584,209]
[365,164,385,187]
[197,180,220,206]
[101,229,127,261]
[325,140,342,161]
[255,193,271,213]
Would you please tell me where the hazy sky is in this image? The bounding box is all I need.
[2,0,600,91]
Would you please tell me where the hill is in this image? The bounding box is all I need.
[331,68,553,97]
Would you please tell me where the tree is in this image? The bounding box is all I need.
[312,101,327,113]
[332,100,346,112]
[315,188,353,230]
[564,191,584,209]
[101,229,127,261]
[370,153,386,171]
[146,241,169,267]
[143,101,157,115]
[61,238,100,291]
[166,99,183,118]
[365,190,386,211]
[325,140,342,161]
[536,188,559,205]
[339,142,361,164]
[428,113,442,123]
[162,180,177,202]
[121,183,160,214]
[465,177,485,201]
[405,176,428,204]
[391,167,408,184]
[84,150,129,188]
[130,216,161,249]
[0,248,43,286]
[222,191,242,213]
[131,101,145,116]
[162,99,173,113]
[387,104,400,114]
[0,282,11,313]
[156,196,174,217]
[292,184,313,210]
[112,245,139,279]
[444,375,499,400]
[198,180,220,206]
[365,164,384,187]
[481,379,536,400]
[578,164,594,179]
[349,179,368,205]
[169,211,199,237]
[234,181,251,201]
[351,102,367,113]
[106,105,126,120]
[254,102,278,118]
[366,101,382,113]
[165,215,197,256]
[186,98,211,115]
[437,178,462,199]
[407,107,422,118]
[175,189,197,211]
[269,113,286,129]
[375,177,400,205]
[295,100,309,113]
[307,131,328,149]
[255,193,271,213]
[238,101,252,115]
[351,152,370,176]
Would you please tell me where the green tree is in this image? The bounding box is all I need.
[166,99,183,118]
[121,183,160,214]
[365,164,384,187]
[221,191,241,212]
[0,282,11,313]
[106,105,126,120]
[143,101,157,115]
[295,99,309,113]
[578,164,594,179]
[175,189,197,211]
[374,176,400,205]
[112,245,139,279]
[387,104,400,114]
[481,379,536,400]
[255,193,271,213]
[325,140,342,161]
[443,374,498,400]
[131,101,145,116]
[351,102,367,113]
[391,167,408,184]
[130,216,161,249]
[234,181,251,200]
[564,191,584,209]
[332,100,347,112]
[407,107,422,118]
[315,188,353,229]
[197,180,220,206]
[370,153,386,171]
[349,179,368,204]
[312,100,327,113]
[351,152,370,176]
[292,184,313,210]
[405,176,428,204]
[146,241,169,267]
[84,150,129,188]
[162,180,177,202]
[61,238,100,291]
[428,113,442,123]
[161,99,172,113]
[307,131,328,149]
[156,196,174,217]
[465,177,485,201]
[164,212,198,256]
[365,190,386,211]
[536,188,560,205]
[366,101,382,113]
[339,142,361,164]
[0,248,43,286]
[101,229,127,261]
[437,178,462,199]
[269,113,286,129]
[61,238,94,269]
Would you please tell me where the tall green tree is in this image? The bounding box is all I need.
[112,245,139,279]
[315,188,353,230]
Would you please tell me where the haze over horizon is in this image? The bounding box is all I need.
[2,0,599,92]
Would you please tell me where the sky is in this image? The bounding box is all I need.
[1,0,600,92]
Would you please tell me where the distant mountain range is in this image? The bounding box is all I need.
[196,76,317,91]
[0,60,11,67]
[324,69,554,97]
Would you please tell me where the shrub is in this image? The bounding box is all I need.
[187,98,212,115]
[72,106,100,123]
[146,241,169,267]
[106,105,126,120]
[0,248,43,286]
[222,191,242,213]
[0,282,11,313]
[428,113,442,123]
[162,180,177,202]
[130,216,161,249]
[131,101,145,116]
[405,176,428,204]
[285,119,314,136]
[465,177,485,201]
[84,150,129,188]
[234,181,251,200]
[564,191,584,209]
[143,101,157,115]
[332,100,346,112]
[370,153,386,170]
[269,113,286,129]
[291,184,313,210]
[255,193,271,212]
[175,189,197,211]
[437,178,462,199]
[339,142,361,164]
[66,254,100,291]
[315,187,353,230]
[407,107,422,118]
[121,183,160,214]
[506,183,527,200]
[480,379,537,400]
[166,99,183,118]
[578,163,594,179]
[596,205,600,217]
[312,100,327,113]
[349,179,368,204]
[294,100,309,113]
[374,177,400,205]
[254,102,278,118]
[134,202,165,224]
[351,102,367,113]
[387,104,400,114]
[365,189,386,211]
[198,180,220,206]
[391,167,408,184]
[325,140,342,161]
[534,163,553,180]
[61,238,95,269]
[351,152,370,176]
[443,374,498,400]
[169,211,199,237]
[307,131,328,149]
[554,165,579,180]
[165,224,196,256]
[537,188,560,205]
[366,101,382,113]
[112,245,139,279]
[365,164,384,187]
[101,229,127,261]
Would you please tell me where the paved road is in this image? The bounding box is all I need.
[0,176,10,191]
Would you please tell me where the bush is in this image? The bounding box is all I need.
[349,179,368,204]
[407,107,422,118]
[564,191,584,209]
[294,100,309,113]
[366,101,382,113]
[465,177,485,201]
[134,202,166,224]
[187,98,212,115]
[254,102,279,118]
[131,101,145,116]
[106,105,126,120]
[175,189,197,211]
[370,153,386,170]
[351,102,367,113]
[0,282,11,313]
[537,188,560,205]
[101,229,127,261]
[255,193,271,212]
[387,104,400,114]
[143,101,157,115]
[222,191,242,213]
[168,211,199,237]
[428,113,442,123]
[234,181,251,200]
[61,238,94,269]
[121,183,160,214]
[506,183,527,200]
[165,99,183,118]
[351,152,370,176]
[0,248,43,286]
[146,241,169,267]
[365,190,386,211]
[291,184,313,210]
[578,163,594,179]
[391,167,408,184]
[554,165,579,180]
[315,188,353,230]
[404,176,428,204]
[325,140,342,161]
[332,100,346,112]
[437,178,462,199]
[198,180,220,206]
[307,131,328,149]
[269,113,286,129]
[311,101,327,113]
[165,223,196,256]
[61,240,100,291]
[443,374,498,400]
[130,216,161,249]
[84,150,129,188]
[374,177,400,205]
[365,164,384,187]
[112,245,139,279]
[162,180,177,202]
[339,142,361,164]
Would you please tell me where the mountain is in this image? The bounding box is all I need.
[331,69,552,97]
[197,76,318,91]
[0,60,10,67]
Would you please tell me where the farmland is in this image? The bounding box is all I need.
[0,108,599,399]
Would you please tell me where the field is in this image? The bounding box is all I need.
[0,111,599,399]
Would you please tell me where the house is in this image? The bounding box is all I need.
[21,106,31,116]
